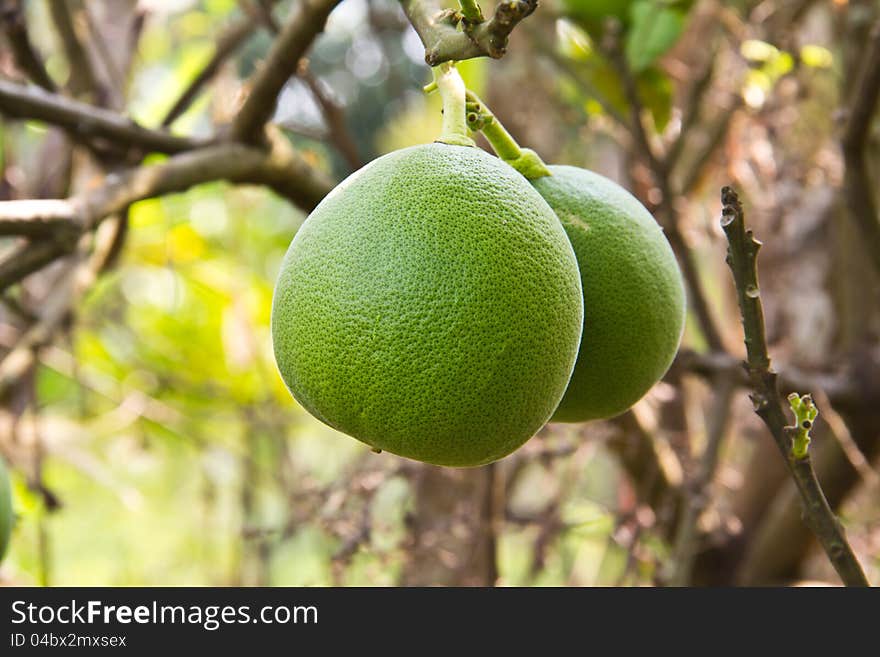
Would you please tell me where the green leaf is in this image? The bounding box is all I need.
[625,1,686,73]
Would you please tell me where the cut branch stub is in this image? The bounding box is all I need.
[401,0,539,66]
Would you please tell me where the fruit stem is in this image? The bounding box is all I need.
[464,90,551,179]
[432,63,475,147]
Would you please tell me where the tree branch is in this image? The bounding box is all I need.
[673,348,872,411]
[607,409,677,512]
[240,0,282,33]
[0,239,74,292]
[530,30,628,127]
[841,20,880,280]
[0,0,58,91]
[810,388,880,490]
[230,0,341,143]
[46,0,104,101]
[300,66,363,170]
[603,29,725,353]
[400,0,538,66]
[244,9,364,171]
[161,14,259,127]
[664,375,735,586]
[0,79,210,154]
[719,186,869,587]
[0,200,79,237]
[0,137,333,238]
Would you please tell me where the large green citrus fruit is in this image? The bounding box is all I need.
[532,165,685,422]
[272,143,583,467]
[0,457,12,563]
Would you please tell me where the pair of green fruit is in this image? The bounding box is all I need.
[272,79,685,468]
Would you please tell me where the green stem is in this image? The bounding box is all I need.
[432,63,475,147]
[465,90,551,179]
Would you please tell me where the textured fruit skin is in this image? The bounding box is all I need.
[0,457,12,563]
[272,144,583,467]
[533,165,685,422]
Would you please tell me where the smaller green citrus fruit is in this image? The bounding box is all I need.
[533,165,686,422]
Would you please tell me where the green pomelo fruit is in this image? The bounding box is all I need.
[0,457,12,563]
[272,143,584,467]
[532,165,685,422]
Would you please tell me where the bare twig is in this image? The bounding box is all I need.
[673,348,873,411]
[720,186,869,587]
[0,0,57,91]
[602,27,725,353]
[482,462,502,586]
[46,0,104,100]
[607,409,676,510]
[677,101,741,197]
[810,387,880,490]
[664,56,716,172]
[300,66,363,170]
[0,79,210,154]
[841,21,880,279]
[0,239,73,291]
[665,375,735,586]
[240,0,281,33]
[250,11,363,171]
[122,8,147,86]
[400,0,538,66]
[230,0,342,143]
[80,3,126,105]
[161,15,259,127]
[529,30,628,128]
[0,261,80,399]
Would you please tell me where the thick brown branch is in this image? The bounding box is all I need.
[0,138,333,237]
[0,200,79,238]
[230,0,341,143]
[841,20,880,279]
[400,0,538,66]
[0,79,210,154]
[720,186,869,587]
